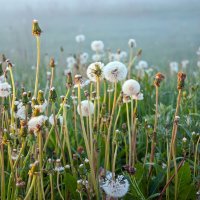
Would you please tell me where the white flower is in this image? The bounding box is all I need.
[87,62,104,82]
[80,52,89,64]
[104,61,127,82]
[28,115,48,132]
[91,40,104,52]
[122,79,140,96]
[77,100,94,117]
[16,102,26,120]
[49,114,63,126]
[66,56,76,68]
[128,38,137,48]
[75,34,85,43]
[100,171,129,198]
[170,62,178,73]
[92,54,102,62]
[120,51,128,61]
[136,60,148,70]
[181,60,189,69]
[0,82,11,97]
[182,137,187,142]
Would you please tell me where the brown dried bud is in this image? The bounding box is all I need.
[74,74,82,85]
[177,72,186,90]
[49,57,56,68]
[77,146,84,154]
[137,49,142,57]
[154,72,165,87]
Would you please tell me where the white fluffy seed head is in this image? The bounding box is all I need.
[104,61,127,83]
[91,40,104,52]
[75,34,85,43]
[128,38,137,48]
[28,115,48,132]
[87,62,104,82]
[122,79,140,96]
[170,62,179,73]
[77,100,94,117]
[80,52,89,64]
[100,172,129,198]
[0,82,11,97]
[136,60,148,70]
[49,114,63,126]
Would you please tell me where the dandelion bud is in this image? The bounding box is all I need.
[182,137,187,143]
[79,164,85,175]
[154,72,165,87]
[22,92,29,105]
[174,116,180,124]
[55,159,64,172]
[11,149,19,161]
[49,87,57,102]
[84,90,89,98]
[20,120,28,137]
[137,49,142,57]
[84,158,90,171]
[60,46,64,52]
[32,19,42,36]
[27,91,32,98]
[177,72,186,90]
[28,161,39,176]
[49,57,56,68]
[77,180,83,191]
[66,71,73,88]
[37,90,45,104]
[74,74,82,85]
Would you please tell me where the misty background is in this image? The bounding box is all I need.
[0,0,200,67]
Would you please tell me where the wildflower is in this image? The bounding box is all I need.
[154,72,165,87]
[16,177,26,188]
[128,39,137,48]
[0,82,11,97]
[54,159,65,172]
[11,149,19,161]
[75,34,85,43]
[87,62,104,82]
[181,60,189,69]
[182,137,187,142]
[177,72,186,90]
[135,60,148,70]
[49,114,63,126]
[34,100,48,113]
[91,40,104,52]
[92,54,102,62]
[16,102,26,120]
[100,171,129,198]
[66,56,76,69]
[74,75,90,88]
[77,100,94,117]
[32,19,42,36]
[122,79,140,96]
[80,52,89,64]
[49,87,57,102]
[49,57,56,68]
[28,115,48,133]
[170,62,178,74]
[104,61,127,83]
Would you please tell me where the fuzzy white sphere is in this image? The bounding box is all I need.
[77,100,94,117]
[49,114,63,126]
[136,60,148,70]
[87,62,104,82]
[91,40,104,52]
[128,38,137,48]
[103,61,127,82]
[28,115,48,132]
[122,79,140,96]
[100,171,129,198]
[170,62,178,73]
[0,82,11,97]
[80,52,89,64]
[92,54,102,62]
[75,34,85,43]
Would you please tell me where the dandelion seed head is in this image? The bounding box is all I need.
[87,62,104,82]
[128,38,137,48]
[91,40,104,52]
[0,82,11,97]
[122,79,140,96]
[104,61,127,83]
[77,100,94,117]
[75,34,85,43]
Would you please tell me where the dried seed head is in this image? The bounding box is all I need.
[177,72,186,90]
[154,72,165,87]
[49,57,56,68]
